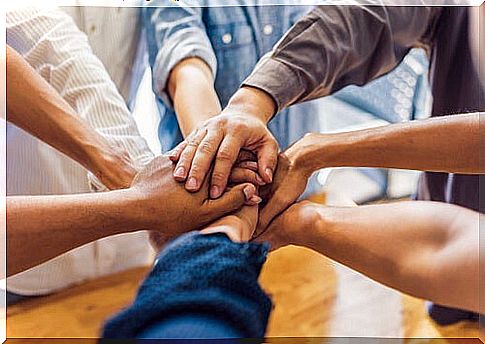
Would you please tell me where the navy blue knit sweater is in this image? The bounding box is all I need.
[102,232,272,339]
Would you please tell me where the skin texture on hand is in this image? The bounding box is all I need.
[200,205,259,243]
[168,87,279,200]
[255,138,313,237]
[131,155,261,245]
[256,201,319,251]
[90,144,138,190]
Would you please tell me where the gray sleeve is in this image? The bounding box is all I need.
[243,3,442,112]
[143,1,217,110]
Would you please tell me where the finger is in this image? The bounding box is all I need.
[257,138,279,184]
[237,149,257,163]
[236,205,259,240]
[173,129,207,184]
[167,141,187,162]
[254,192,287,237]
[205,183,261,220]
[229,167,266,186]
[210,136,242,199]
[236,161,259,172]
[186,130,224,192]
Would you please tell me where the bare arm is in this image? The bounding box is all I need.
[6,155,259,277]
[7,7,154,190]
[295,113,482,175]
[168,57,221,138]
[6,45,136,189]
[257,112,482,233]
[7,190,139,276]
[260,201,479,313]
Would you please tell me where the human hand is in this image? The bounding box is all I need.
[255,136,314,237]
[129,155,261,244]
[92,145,139,190]
[168,87,279,199]
[201,205,259,243]
[255,201,320,251]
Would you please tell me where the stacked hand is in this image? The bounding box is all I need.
[129,155,261,248]
[168,107,317,249]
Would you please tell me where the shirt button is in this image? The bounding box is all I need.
[222,33,232,44]
[263,24,273,35]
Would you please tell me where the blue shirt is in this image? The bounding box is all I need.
[144,1,321,152]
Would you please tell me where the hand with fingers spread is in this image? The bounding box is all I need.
[130,155,262,247]
[168,87,279,200]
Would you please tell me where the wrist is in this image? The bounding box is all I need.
[292,132,352,174]
[227,86,276,124]
[111,188,154,232]
[88,145,137,189]
[295,204,336,250]
[95,189,147,235]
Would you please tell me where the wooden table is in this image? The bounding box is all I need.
[5,194,480,341]
[6,244,479,340]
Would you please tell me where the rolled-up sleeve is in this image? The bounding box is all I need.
[244,2,442,112]
[143,0,217,110]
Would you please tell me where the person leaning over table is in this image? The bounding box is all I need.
[5,44,260,277]
[169,3,484,325]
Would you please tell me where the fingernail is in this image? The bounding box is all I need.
[250,196,262,204]
[211,186,220,199]
[174,167,186,179]
[265,168,273,182]
[186,177,198,190]
[255,174,266,185]
[243,185,255,200]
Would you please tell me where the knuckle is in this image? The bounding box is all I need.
[198,141,214,155]
[211,171,228,184]
[186,140,200,148]
[232,121,248,132]
[217,148,235,162]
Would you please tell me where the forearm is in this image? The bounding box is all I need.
[6,45,119,177]
[7,8,153,189]
[243,6,440,112]
[299,202,479,312]
[168,58,221,137]
[296,113,482,175]
[7,190,141,276]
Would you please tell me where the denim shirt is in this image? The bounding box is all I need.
[143,1,429,160]
[144,1,321,152]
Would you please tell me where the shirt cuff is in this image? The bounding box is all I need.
[243,53,305,114]
[152,27,218,110]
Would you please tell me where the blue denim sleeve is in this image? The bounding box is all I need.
[102,232,272,339]
[142,1,217,110]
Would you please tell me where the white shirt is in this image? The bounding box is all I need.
[6,7,154,295]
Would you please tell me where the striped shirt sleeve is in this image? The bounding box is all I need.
[7,7,154,190]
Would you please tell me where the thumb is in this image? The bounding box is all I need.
[206,183,261,218]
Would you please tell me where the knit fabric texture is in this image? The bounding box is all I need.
[103,232,272,339]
